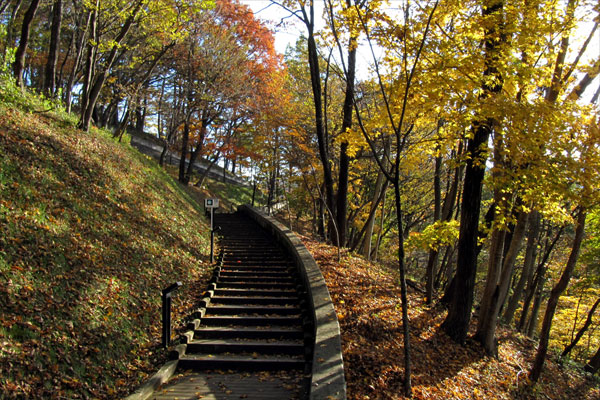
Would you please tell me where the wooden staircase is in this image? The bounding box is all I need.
[178,212,312,376]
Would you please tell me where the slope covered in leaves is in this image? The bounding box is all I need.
[302,238,600,400]
[0,91,212,398]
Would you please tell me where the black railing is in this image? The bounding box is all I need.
[161,282,182,348]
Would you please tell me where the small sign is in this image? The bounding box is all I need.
[205,198,219,209]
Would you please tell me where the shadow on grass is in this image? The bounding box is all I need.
[0,111,213,398]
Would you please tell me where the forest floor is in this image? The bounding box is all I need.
[300,237,600,400]
[0,87,216,398]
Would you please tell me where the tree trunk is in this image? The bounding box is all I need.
[178,116,190,184]
[585,345,600,374]
[372,189,388,262]
[357,170,386,258]
[305,7,335,238]
[441,123,493,342]
[518,226,563,332]
[78,0,142,131]
[561,297,600,358]
[440,245,457,288]
[159,140,170,166]
[79,4,98,119]
[160,123,177,167]
[65,10,91,113]
[393,181,412,395]
[426,147,442,304]
[267,151,279,211]
[0,0,11,15]
[12,0,41,87]
[318,191,325,238]
[335,35,357,247]
[526,278,544,337]
[135,99,146,133]
[475,208,529,356]
[113,102,130,141]
[442,0,504,343]
[503,211,541,325]
[195,153,220,188]
[186,117,209,179]
[530,208,586,382]
[475,136,507,345]
[496,216,530,308]
[434,142,463,291]
[43,0,62,96]
[2,0,23,62]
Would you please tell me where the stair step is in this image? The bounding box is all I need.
[178,354,305,371]
[217,282,296,290]
[200,315,302,326]
[193,326,304,339]
[217,276,294,283]
[214,288,296,297]
[219,242,274,247]
[186,339,304,354]
[218,271,291,278]
[221,261,293,267]
[223,255,289,260]
[210,296,299,305]
[220,266,292,273]
[206,305,301,315]
[222,248,284,253]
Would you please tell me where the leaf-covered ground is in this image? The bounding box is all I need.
[0,96,213,398]
[302,238,600,400]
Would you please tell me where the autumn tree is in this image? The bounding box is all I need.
[441,0,506,345]
[11,0,41,87]
[275,0,337,239]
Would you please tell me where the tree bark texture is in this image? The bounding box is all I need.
[503,211,541,325]
[335,37,357,247]
[518,226,563,332]
[43,0,62,96]
[530,208,586,382]
[357,170,386,258]
[393,181,412,395]
[442,0,505,344]
[585,346,600,374]
[78,0,142,131]
[475,209,529,355]
[305,13,335,237]
[178,117,190,184]
[12,0,41,87]
[561,297,600,358]
[426,149,442,304]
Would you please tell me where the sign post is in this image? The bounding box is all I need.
[205,198,219,263]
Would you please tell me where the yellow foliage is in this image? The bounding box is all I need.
[335,127,368,158]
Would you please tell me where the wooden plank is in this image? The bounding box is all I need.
[150,371,305,400]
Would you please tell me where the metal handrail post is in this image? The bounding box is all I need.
[210,229,214,264]
[161,282,182,348]
[210,226,221,264]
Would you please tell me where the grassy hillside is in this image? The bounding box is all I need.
[0,84,212,398]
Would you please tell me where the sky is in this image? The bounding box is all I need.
[239,0,323,55]
[239,0,378,79]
